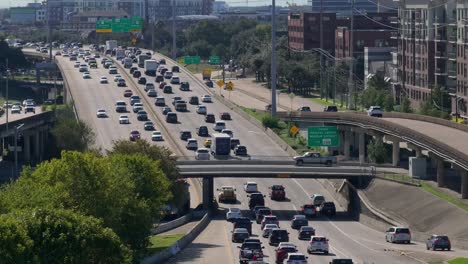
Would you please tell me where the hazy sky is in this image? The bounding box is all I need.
[0,0,308,9]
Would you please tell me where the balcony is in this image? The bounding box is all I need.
[448,51,457,60]
[434,34,446,42]
[435,51,447,58]
[435,68,447,75]
[391,31,398,39]
[448,34,457,42]
[448,69,457,78]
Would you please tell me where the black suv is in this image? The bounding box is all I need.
[138,77,147,84]
[130,67,138,74]
[329,260,354,264]
[205,113,215,123]
[324,105,338,112]
[255,208,272,224]
[155,75,164,83]
[172,65,180,72]
[232,217,252,235]
[180,131,192,141]
[189,96,199,105]
[133,71,141,78]
[269,229,289,246]
[197,126,209,137]
[248,192,265,210]
[320,202,336,217]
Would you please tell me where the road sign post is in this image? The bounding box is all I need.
[308,126,339,147]
[96,16,142,33]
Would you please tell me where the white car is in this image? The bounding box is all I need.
[310,194,325,206]
[201,95,212,103]
[22,99,35,107]
[82,73,91,79]
[11,105,21,114]
[195,148,210,160]
[213,121,226,132]
[196,105,207,115]
[99,76,108,83]
[152,131,163,141]
[147,89,157,97]
[385,226,411,244]
[186,138,198,150]
[164,71,173,79]
[244,182,258,193]
[114,75,123,82]
[221,129,233,138]
[74,61,80,68]
[367,105,383,117]
[284,253,308,264]
[133,102,144,113]
[307,236,329,254]
[119,115,130,124]
[226,208,242,221]
[170,76,180,84]
[96,109,107,118]
[262,224,279,238]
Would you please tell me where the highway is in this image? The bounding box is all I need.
[0,106,43,125]
[47,48,468,263]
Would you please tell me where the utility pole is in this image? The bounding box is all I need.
[47,0,52,62]
[5,58,9,133]
[348,0,355,109]
[151,20,155,51]
[271,0,277,116]
[171,0,176,60]
[319,0,324,99]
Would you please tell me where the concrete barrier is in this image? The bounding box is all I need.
[151,213,193,235]
[141,213,210,264]
[383,112,468,133]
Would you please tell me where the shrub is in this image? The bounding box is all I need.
[261,115,279,129]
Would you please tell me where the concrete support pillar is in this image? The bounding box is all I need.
[24,134,30,162]
[344,131,351,160]
[202,177,214,210]
[415,148,422,158]
[359,132,366,164]
[392,140,400,167]
[461,171,468,199]
[34,132,40,161]
[437,159,445,188]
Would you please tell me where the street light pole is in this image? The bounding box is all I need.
[171,0,176,60]
[271,0,277,116]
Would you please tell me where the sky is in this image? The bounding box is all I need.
[0,0,309,9]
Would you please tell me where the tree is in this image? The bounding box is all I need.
[400,97,412,113]
[0,40,29,71]
[367,140,387,164]
[0,209,131,264]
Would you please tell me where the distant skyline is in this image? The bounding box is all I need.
[0,0,309,9]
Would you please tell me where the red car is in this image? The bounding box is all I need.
[129,130,141,141]
[220,112,231,120]
[123,90,133,97]
[275,245,297,264]
[269,185,286,201]
[159,81,167,89]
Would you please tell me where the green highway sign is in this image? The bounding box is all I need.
[184,56,201,65]
[209,56,220,64]
[96,16,142,33]
[308,126,339,147]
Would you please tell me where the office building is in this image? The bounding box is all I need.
[308,0,397,16]
[147,0,214,21]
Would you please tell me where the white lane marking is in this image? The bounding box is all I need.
[330,245,351,259]
[248,130,263,135]
[293,179,310,196]
[292,204,298,213]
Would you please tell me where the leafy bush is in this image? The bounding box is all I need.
[261,115,279,129]
[367,140,387,164]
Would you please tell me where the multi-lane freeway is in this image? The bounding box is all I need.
[47,47,468,264]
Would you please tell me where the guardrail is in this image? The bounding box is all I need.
[55,58,80,121]
[279,112,468,171]
[151,213,193,235]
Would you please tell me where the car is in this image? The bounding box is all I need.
[293,152,336,166]
[175,100,187,112]
[291,215,308,230]
[196,126,209,137]
[138,77,147,84]
[144,83,155,92]
[161,106,172,115]
[172,65,179,72]
[232,228,250,243]
[132,103,144,113]
[147,89,157,97]
[180,131,192,141]
[119,115,130,124]
[96,109,107,118]
[25,106,35,114]
[262,224,279,238]
[195,148,210,160]
[205,80,213,87]
[204,139,212,148]
[170,76,180,84]
[196,105,207,115]
[248,192,266,210]
[130,95,141,106]
[205,113,215,123]
[155,75,164,83]
[129,130,141,141]
[269,229,289,246]
[217,186,237,203]
[297,106,311,112]
[230,138,241,150]
[298,226,315,240]
[255,208,272,224]
[234,145,248,156]
[186,138,198,150]
[170,97,182,106]
[307,236,329,254]
[74,62,80,68]
[89,62,97,69]
[368,105,383,117]
[426,235,451,251]
[164,71,173,79]
[300,204,317,218]
[117,79,126,87]
[115,101,127,112]
[324,105,338,112]
[113,75,123,82]
[82,73,91,79]
[79,65,88,72]
[220,112,231,120]
[166,112,178,123]
[130,67,138,74]
[269,185,286,200]
[163,85,172,93]
[151,131,163,141]
[252,206,269,216]
[261,215,279,230]
[133,71,141,78]
[275,245,298,264]
[109,68,118,74]
[232,217,252,235]
[180,81,190,91]
[201,95,212,103]
[221,129,233,138]
[244,182,258,193]
[159,81,167,89]
[22,99,35,107]
[329,259,354,264]
[213,121,226,132]
[123,90,133,97]
[319,202,336,217]
[385,227,411,244]
[226,208,242,222]
[284,253,308,264]
[155,97,166,106]
[239,242,265,264]
[144,121,155,131]
[310,194,325,206]
[137,110,148,121]
[159,58,166,64]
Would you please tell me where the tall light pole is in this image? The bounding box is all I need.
[5,58,9,133]
[14,124,24,178]
[270,0,277,116]
[171,0,176,60]
[348,0,355,109]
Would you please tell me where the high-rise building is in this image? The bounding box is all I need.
[308,0,397,16]
[147,0,214,22]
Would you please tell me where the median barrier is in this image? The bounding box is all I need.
[151,213,193,235]
[141,213,210,264]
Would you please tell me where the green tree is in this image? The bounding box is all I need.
[367,140,387,164]
[0,40,30,71]
[400,97,412,113]
[0,209,131,264]
[261,115,279,129]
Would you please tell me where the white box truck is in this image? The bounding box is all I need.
[105,40,117,54]
[124,57,133,68]
[144,59,158,76]
[115,48,125,60]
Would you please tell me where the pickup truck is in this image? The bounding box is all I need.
[293,152,336,166]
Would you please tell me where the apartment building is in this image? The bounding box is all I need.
[147,0,214,21]
[309,0,397,15]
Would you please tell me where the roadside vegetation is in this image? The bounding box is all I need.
[430,258,468,264]
[420,182,468,212]
[146,234,184,255]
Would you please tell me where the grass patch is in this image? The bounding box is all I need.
[241,107,267,121]
[448,258,468,264]
[146,233,184,255]
[308,97,348,110]
[184,63,220,74]
[420,182,468,212]
[380,173,420,185]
